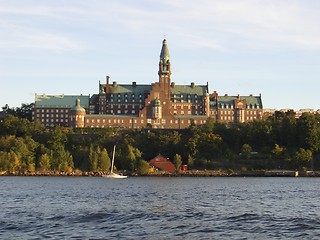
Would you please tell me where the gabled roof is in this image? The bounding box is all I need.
[34,94,90,108]
[149,155,176,173]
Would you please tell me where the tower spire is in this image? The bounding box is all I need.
[160,39,170,63]
[159,38,171,76]
[158,38,171,99]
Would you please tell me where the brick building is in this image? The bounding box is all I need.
[33,39,263,129]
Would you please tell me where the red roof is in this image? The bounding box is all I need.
[149,155,176,173]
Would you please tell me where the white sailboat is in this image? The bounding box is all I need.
[102,145,127,179]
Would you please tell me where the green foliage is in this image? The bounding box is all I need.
[241,144,252,159]
[187,154,194,169]
[89,145,99,171]
[137,159,150,175]
[173,154,182,171]
[294,148,313,170]
[2,103,320,173]
[99,148,111,171]
[51,145,74,172]
[38,153,51,172]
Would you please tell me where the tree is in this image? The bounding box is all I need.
[272,144,285,158]
[296,113,320,153]
[51,146,74,172]
[46,126,68,151]
[137,159,150,175]
[99,148,111,171]
[1,103,34,121]
[38,153,51,172]
[294,148,313,170]
[88,145,99,171]
[187,154,194,169]
[173,154,182,172]
[241,144,252,159]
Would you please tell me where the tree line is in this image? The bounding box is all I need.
[1,104,319,174]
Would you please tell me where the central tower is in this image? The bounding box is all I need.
[158,39,171,99]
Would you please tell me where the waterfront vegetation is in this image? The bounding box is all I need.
[0,105,319,175]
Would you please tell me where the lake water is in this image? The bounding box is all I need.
[1,177,320,239]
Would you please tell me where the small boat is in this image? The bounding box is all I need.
[102,145,127,179]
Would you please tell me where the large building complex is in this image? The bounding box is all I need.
[33,39,263,129]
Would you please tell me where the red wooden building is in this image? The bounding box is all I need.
[149,155,176,173]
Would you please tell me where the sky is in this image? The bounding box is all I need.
[1,0,320,110]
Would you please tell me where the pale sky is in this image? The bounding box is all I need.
[1,0,320,110]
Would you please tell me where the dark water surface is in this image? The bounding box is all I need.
[1,177,320,239]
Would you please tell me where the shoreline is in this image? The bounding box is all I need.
[1,170,320,177]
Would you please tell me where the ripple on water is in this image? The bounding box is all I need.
[1,177,320,239]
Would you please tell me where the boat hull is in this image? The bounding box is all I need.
[102,173,127,179]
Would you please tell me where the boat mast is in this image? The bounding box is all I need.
[111,145,116,173]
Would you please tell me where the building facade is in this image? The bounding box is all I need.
[32,94,89,128]
[33,39,263,129]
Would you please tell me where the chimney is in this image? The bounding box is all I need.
[106,76,110,93]
[191,82,195,88]
[113,81,117,88]
[171,82,175,88]
[132,81,136,87]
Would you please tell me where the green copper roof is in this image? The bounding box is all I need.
[217,95,262,109]
[160,39,170,62]
[100,83,152,95]
[170,84,207,103]
[34,94,90,108]
[110,84,152,94]
[170,84,207,95]
[71,99,86,112]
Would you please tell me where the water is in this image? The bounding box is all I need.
[1,177,320,239]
